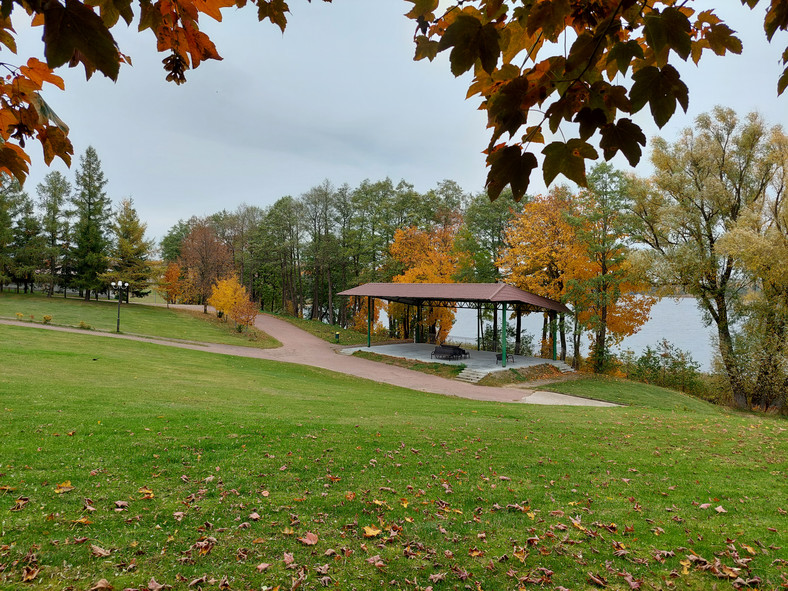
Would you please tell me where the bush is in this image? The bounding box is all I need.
[78,321,92,330]
[42,315,52,324]
[620,339,706,397]
[15,312,23,321]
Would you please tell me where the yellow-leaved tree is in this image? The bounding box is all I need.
[389,221,459,343]
[208,275,257,329]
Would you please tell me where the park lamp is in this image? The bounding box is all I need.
[110,281,129,333]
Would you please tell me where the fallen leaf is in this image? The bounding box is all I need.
[22,566,39,581]
[11,496,29,511]
[715,505,727,514]
[90,544,111,557]
[148,578,165,591]
[298,531,319,545]
[256,563,270,572]
[54,481,75,494]
[88,579,113,590]
[363,525,381,538]
[249,511,261,521]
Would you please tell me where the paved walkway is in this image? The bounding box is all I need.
[0,309,617,407]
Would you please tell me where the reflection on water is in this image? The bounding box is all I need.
[447,297,715,371]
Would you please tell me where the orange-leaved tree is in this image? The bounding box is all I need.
[498,186,587,361]
[350,295,385,335]
[231,295,259,330]
[389,222,459,343]
[157,261,185,307]
[407,1,788,199]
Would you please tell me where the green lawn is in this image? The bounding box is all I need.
[269,313,390,346]
[0,324,786,590]
[0,292,280,348]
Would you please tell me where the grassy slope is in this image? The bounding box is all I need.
[0,325,786,590]
[269,313,390,346]
[0,292,280,348]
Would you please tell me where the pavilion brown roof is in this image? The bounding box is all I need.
[338,283,571,314]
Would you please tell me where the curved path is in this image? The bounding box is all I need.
[0,309,616,407]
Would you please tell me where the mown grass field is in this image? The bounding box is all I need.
[270,314,391,347]
[0,292,279,348]
[0,321,786,590]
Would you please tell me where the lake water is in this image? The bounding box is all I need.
[446,297,716,371]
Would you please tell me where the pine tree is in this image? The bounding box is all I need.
[0,176,25,291]
[106,198,154,300]
[36,171,72,296]
[72,146,112,300]
[11,193,46,293]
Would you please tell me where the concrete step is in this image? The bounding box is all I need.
[456,368,488,383]
[551,360,576,373]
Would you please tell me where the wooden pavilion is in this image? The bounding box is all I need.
[338,283,571,367]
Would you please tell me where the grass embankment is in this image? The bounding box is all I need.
[1,324,786,590]
[352,350,466,379]
[0,292,280,348]
[270,313,389,346]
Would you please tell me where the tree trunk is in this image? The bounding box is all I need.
[84,289,90,301]
[559,313,567,361]
[717,318,748,408]
[572,312,581,369]
[327,268,334,325]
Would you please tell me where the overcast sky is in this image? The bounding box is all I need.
[12,1,788,242]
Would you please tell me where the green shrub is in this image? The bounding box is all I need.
[620,339,707,397]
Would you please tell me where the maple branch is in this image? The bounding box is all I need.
[520,31,544,69]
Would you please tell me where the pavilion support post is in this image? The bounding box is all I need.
[367,296,372,348]
[515,305,522,355]
[501,303,508,368]
[492,304,498,352]
[549,310,557,360]
[416,302,422,344]
[477,304,481,351]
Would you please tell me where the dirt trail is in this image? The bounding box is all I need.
[1,308,616,406]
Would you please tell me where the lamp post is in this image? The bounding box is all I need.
[110,281,129,333]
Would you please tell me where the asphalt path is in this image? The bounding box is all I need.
[1,307,618,407]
